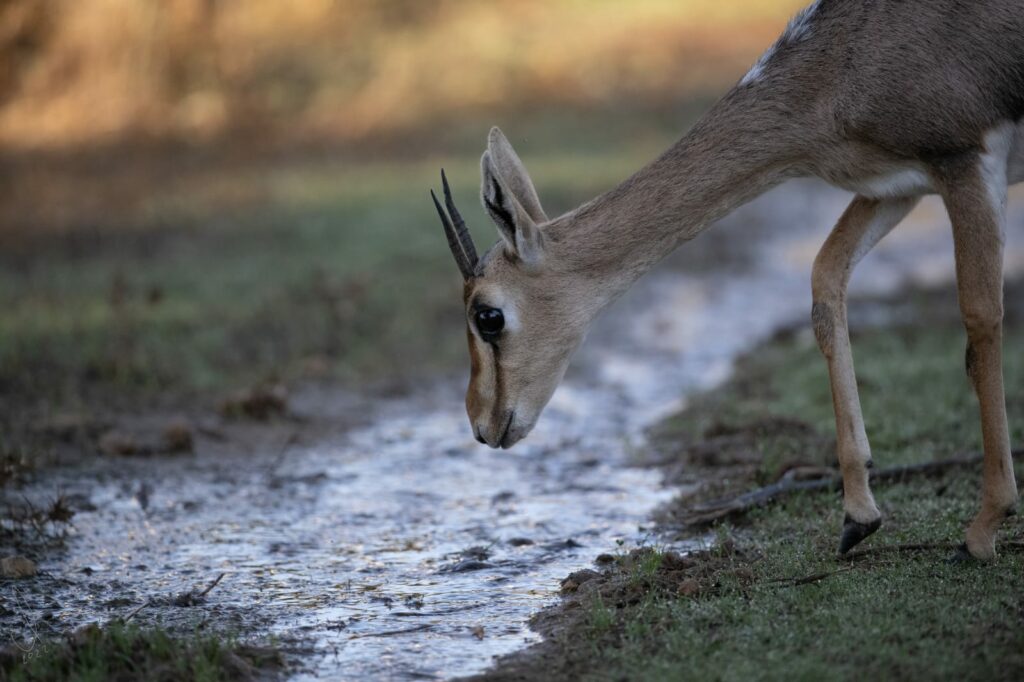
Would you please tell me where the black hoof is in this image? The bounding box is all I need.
[946,543,973,564]
[838,515,881,555]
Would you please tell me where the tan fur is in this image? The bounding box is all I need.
[441,0,1024,557]
[811,195,920,527]
[932,133,1018,560]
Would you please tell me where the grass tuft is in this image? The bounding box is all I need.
[0,622,280,682]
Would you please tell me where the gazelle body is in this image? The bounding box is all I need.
[431,0,1024,559]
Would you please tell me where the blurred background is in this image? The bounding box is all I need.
[0,0,805,434]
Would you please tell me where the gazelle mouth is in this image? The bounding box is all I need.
[498,411,516,449]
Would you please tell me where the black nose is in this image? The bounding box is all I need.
[473,426,486,444]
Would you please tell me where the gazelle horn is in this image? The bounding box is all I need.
[431,169,478,279]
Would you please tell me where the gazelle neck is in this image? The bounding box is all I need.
[546,86,803,304]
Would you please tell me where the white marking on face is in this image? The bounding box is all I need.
[470,285,520,335]
[501,303,520,334]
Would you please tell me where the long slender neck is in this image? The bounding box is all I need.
[548,86,803,304]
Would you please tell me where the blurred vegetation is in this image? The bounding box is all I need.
[0,117,683,424]
[0,0,803,150]
[0,1,806,440]
[653,285,1024,484]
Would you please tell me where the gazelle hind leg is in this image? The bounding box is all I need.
[935,133,1019,560]
[812,195,920,555]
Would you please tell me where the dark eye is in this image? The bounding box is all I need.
[474,308,505,339]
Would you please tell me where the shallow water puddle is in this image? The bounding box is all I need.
[4,182,1024,679]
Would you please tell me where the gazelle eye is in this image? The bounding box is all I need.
[474,308,505,339]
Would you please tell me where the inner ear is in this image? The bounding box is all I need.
[481,151,544,265]
[487,127,548,223]
[484,173,518,245]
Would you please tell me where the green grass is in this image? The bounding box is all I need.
[651,289,1024,487]
[592,498,1024,681]
[503,286,1024,682]
[0,622,280,682]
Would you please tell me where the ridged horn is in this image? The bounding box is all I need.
[431,169,478,279]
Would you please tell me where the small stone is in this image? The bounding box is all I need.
[103,597,134,608]
[220,651,255,679]
[595,553,616,565]
[733,567,755,583]
[1,556,37,579]
[71,623,101,648]
[561,569,600,593]
[98,430,140,456]
[219,384,288,420]
[441,559,494,573]
[161,420,194,453]
[461,546,491,561]
[677,578,700,597]
[471,625,485,640]
[543,538,583,552]
[491,491,516,504]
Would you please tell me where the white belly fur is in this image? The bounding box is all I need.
[837,119,1024,198]
[844,167,934,199]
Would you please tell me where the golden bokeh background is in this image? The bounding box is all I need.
[0,0,804,150]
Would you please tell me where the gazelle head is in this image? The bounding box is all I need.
[431,127,592,449]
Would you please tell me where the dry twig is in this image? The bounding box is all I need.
[767,565,857,586]
[675,449,1024,527]
[198,572,226,598]
[842,539,1024,561]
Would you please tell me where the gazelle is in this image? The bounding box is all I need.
[431,0,1024,560]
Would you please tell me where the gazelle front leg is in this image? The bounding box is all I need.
[935,143,1019,560]
[812,195,920,555]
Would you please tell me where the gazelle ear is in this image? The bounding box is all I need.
[486,127,548,223]
[481,151,544,266]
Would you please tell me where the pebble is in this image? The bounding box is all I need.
[507,537,535,547]
[442,559,495,573]
[677,578,701,597]
[560,569,601,593]
[0,556,37,579]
